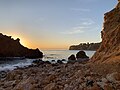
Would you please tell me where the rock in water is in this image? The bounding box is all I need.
[0,33,43,59]
[92,0,120,63]
[32,59,44,65]
[68,54,76,60]
[76,51,89,62]
[76,51,89,59]
[57,60,63,64]
[68,54,76,63]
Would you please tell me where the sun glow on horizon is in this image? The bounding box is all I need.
[2,32,31,48]
[1,31,68,50]
[12,35,28,47]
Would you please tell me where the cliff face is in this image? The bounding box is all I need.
[69,42,101,51]
[0,33,43,58]
[92,1,120,63]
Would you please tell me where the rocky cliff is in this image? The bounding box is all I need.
[92,0,120,63]
[0,33,43,59]
[69,42,101,51]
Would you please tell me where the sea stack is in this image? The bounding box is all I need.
[92,0,120,64]
[0,33,43,59]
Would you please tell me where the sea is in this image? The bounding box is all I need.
[0,50,95,71]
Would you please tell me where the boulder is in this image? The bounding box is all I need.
[51,60,55,62]
[44,61,51,64]
[68,54,76,60]
[57,60,63,64]
[32,59,44,65]
[62,59,66,61]
[68,54,76,63]
[76,51,89,59]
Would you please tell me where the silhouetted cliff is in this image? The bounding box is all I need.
[0,33,43,58]
[69,42,101,51]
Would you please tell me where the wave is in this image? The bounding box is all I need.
[0,59,35,71]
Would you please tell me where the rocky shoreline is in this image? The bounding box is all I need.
[0,0,120,90]
[0,51,119,90]
[0,49,120,90]
[0,61,120,90]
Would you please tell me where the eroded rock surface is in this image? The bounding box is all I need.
[92,0,120,63]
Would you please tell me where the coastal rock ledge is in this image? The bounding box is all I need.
[0,33,43,59]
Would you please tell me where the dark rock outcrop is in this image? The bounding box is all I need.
[57,60,63,64]
[76,51,89,59]
[69,42,101,51]
[68,54,76,60]
[68,54,76,63]
[68,51,89,63]
[92,0,120,63]
[0,33,43,59]
[76,51,89,62]
[32,59,44,65]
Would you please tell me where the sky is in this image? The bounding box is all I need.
[0,0,117,50]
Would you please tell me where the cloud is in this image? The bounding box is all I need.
[81,20,95,25]
[79,18,95,26]
[60,18,98,35]
[61,29,84,35]
[73,26,89,30]
[71,8,90,12]
[61,25,88,35]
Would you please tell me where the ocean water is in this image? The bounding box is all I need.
[43,50,95,61]
[0,50,95,71]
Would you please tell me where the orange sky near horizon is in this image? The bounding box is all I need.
[0,27,81,50]
[1,26,101,50]
[1,30,100,50]
[1,30,70,50]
